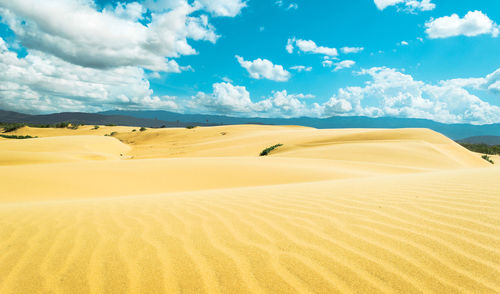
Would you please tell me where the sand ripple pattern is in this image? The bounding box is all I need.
[1,168,500,293]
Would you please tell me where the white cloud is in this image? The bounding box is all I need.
[323,67,500,124]
[322,60,333,68]
[196,0,246,17]
[374,0,435,12]
[290,65,312,72]
[334,60,356,71]
[399,41,409,46]
[442,68,500,96]
[286,38,294,53]
[185,67,500,124]
[0,38,178,113]
[190,83,318,117]
[294,93,316,99]
[190,82,257,114]
[111,2,145,21]
[341,47,364,54]
[275,1,297,10]
[236,55,291,82]
[287,38,338,57]
[0,0,224,72]
[425,11,500,39]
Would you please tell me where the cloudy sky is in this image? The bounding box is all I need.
[0,0,499,124]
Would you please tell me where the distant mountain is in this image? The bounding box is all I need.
[100,110,500,140]
[0,110,203,128]
[3,109,500,140]
[457,136,500,145]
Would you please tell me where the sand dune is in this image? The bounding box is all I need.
[0,125,498,293]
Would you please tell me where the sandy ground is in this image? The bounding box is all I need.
[0,125,499,293]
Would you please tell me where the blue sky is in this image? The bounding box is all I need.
[0,0,499,124]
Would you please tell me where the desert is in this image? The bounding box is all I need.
[0,125,499,293]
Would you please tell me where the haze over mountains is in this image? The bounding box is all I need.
[2,109,500,140]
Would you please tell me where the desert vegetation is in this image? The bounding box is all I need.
[459,143,500,155]
[0,123,25,132]
[259,144,283,156]
[140,127,147,132]
[482,154,495,164]
[0,134,37,139]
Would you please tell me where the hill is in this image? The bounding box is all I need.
[101,110,500,140]
[457,135,500,145]
[0,110,203,128]
[3,109,500,139]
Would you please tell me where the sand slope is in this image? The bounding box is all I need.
[0,125,498,293]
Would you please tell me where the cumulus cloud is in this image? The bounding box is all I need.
[0,0,222,72]
[290,65,312,72]
[190,82,321,117]
[197,0,246,17]
[189,82,257,114]
[236,55,291,82]
[334,60,356,71]
[374,0,435,12]
[322,60,333,68]
[187,66,500,124]
[0,38,178,113]
[442,68,500,96]
[286,38,338,56]
[340,47,364,54]
[425,11,500,39]
[322,67,500,124]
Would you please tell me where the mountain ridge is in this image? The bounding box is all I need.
[2,109,500,140]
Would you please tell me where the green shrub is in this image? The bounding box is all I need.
[132,129,136,132]
[106,124,116,126]
[482,155,494,164]
[110,131,118,136]
[0,134,37,139]
[55,122,70,128]
[259,144,283,156]
[2,123,25,133]
[186,126,197,129]
[68,123,80,130]
[139,127,147,132]
[460,143,500,155]
[31,124,52,128]
[93,125,99,130]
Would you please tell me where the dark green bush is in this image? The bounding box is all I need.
[186,126,197,129]
[68,123,80,130]
[0,134,37,139]
[460,143,500,155]
[93,125,99,130]
[2,123,25,133]
[259,144,283,156]
[482,155,494,164]
[55,122,70,128]
[139,127,147,132]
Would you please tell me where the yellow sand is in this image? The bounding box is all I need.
[0,125,499,293]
